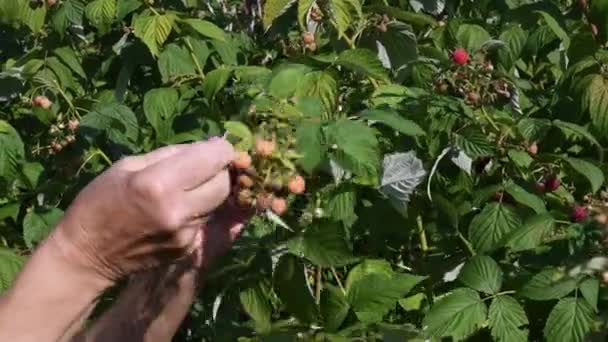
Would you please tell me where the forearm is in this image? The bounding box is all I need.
[0,231,111,342]
[70,260,203,342]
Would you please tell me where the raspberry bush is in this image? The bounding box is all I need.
[3,0,608,341]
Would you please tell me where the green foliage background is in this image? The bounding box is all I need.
[3,0,608,340]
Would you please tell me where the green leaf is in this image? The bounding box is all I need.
[0,120,25,181]
[456,24,491,52]
[297,0,314,29]
[23,207,64,249]
[239,282,272,334]
[505,213,554,252]
[180,18,227,41]
[288,220,358,267]
[330,0,362,38]
[521,268,577,301]
[0,247,25,293]
[579,278,599,312]
[325,119,380,181]
[18,0,47,32]
[296,121,325,174]
[335,49,388,81]
[507,150,534,169]
[398,293,425,311]
[224,121,253,151]
[563,157,604,193]
[267,64,310,99]
[504,182,546,213]
[590,0,608,44]
[535,11,569,49]
[273,254,318,324]
[488,296,529,342]
[552,120,601,148]
[458,255,503,294]
[345,259,393,290]
[360,109,425,136]
[543,297,596,342]
[202,67,233,101]
[143,88,179,141]
[468,203,521,254]
[321,284,350,331]
[294,71,338,114]
[423,288,488,341]
[46,57,78,91]
[53,47,86,79]
[262,0,296,29]
[497,24,527,70]
[454,129,494,158]
[116,0,142,21]
[582,74,608,137]
[85,0,116,30]
[347,272,425,323]
[157,43,198,83]
[325,185,357,224]
[81,103,140,150]
[133,13,175,57]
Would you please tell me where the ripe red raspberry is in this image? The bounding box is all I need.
[287,175,306,194]
[232,151,252,169]
[255,139,275,157]
[452,48,469,65]
[571,205,588,222]
[544,176,560,192]
[271,197,288,215]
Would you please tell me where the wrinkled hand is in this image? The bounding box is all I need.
[51,138,236,284]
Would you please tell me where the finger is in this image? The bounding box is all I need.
[181,170,231,219]
[140,139,236,191]
[120,144,189,171]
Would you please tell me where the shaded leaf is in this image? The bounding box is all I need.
[423,288,487,341]
[458,255,503,294]
[505,213,554,252]
[543,297,596,342]
[468,203,521,254]
[521,268,577,301]
[273,254,318,324]
[489,296,529,342]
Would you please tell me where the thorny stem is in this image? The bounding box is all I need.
[315,267,322,305]
[330,267,346,295]
[416,215,429,253]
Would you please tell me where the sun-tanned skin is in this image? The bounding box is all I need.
[0,138,248,342]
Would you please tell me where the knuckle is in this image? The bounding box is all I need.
[172,230,195,249]
[126,173,165,201]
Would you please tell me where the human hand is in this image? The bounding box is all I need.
[51,138,236,285]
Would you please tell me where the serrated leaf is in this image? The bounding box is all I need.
[345,259,393,290]
[582,74,608,137]
[143,87,178,141]
[224,121,253,151]
[53,47,86,79]
[507,150,534,169]
[296,121,325,174]
[180,18,227,41]
[325,185,357,224]
[240,282,272,334]
[457,24,491,52]
[262,0,296,29]
[326,119,380,181]
[449,148,473,176]
[468,203,521,254]
[267,64,310,99]
[535,11,569,48]
[497,24,528,70]
[552,120,601,147]
[347,272,425,323]
[361,109,425,136]
[85,0,116,30]
[489,296,529,342]
[521,268,577,301]
[380,151,426,207]
[0,120,25,181]
[543,297,596,342]
[504,182,546,213]
[203,67,233,101]
[273,254,318,324]
[321,284,350,331]
[157,43,198,83]
[398,293,425,311]
[458,255,503,294]
[579,278,599,312]
[517,118,551,141]
[294,71,337,114]
[423,288,487,341]
[330,0,362,37]
[563,157,604,193]
[454,129,494,158]
[288,220,358,267]
[0,248,25,293]
[46,57,78,91]
[23,207,64,249]
[335,49,388,81]
[505,213,554,252]
[133,13,175,57]
[17,0,47,32]
[80,103,140,150]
